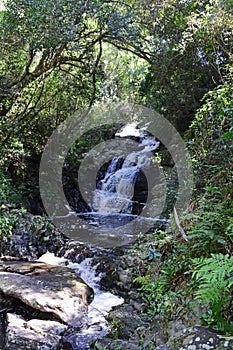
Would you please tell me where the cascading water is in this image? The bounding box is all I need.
[92,127,160,216]
[93,163,139,214]
[38,252,124,349]
[56,124,166,247]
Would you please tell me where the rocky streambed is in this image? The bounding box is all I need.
[0,210,232,350]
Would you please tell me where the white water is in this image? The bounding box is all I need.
[93,164,138,214]
[93,127,159,215]
[38,252,124,347]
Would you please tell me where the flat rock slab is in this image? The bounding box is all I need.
[0,260,94,327]
[5,313,68,350]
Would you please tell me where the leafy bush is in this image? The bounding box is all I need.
[186,199,233,256]
[191,253,233,332]
[0,170,23,205]
[183,162,233,253]
[0,212,18,236]
[188,67,233,187]
[0,170,25,236]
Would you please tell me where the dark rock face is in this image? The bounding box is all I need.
[65,188,90,213]
[158,144,175,167]
[62,124,124,214]
[132,169,148,214]
[0,260,94,327]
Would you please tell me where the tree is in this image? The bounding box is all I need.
[0,0,149,116]
[136,0,233,130]
[0,0,148,174]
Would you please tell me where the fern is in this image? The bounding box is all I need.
[191,253,233,332]
[192,253,233,285]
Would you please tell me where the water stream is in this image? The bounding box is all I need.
[32,126,167,347]
[38,252,124,349]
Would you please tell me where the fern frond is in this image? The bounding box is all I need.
[192,253,233,285]
[191,253,233,332]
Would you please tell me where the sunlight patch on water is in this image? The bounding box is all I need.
[115,123,141,138]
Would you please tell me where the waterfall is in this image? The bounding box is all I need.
[92,126,159,215]
[93,166,138,214]
[54,124,164,247]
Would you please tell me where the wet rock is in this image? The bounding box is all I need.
[0,260,94,327]
[58,241,95,263]
[63,324,108,350]
[5,313,67,350]
[132,169,148,214]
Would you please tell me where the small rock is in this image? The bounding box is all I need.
[94,338,139,350]
[132,301,142,312]
[118,267,130,284]
[5,313,68,349]
[27,318,67,335]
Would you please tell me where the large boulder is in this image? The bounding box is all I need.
[0,260,94,327]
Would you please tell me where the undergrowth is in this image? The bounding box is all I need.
[133,153,232,334]
[0,170,24,236]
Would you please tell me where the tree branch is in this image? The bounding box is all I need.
[173,207,188,242]
[89,38,103,108]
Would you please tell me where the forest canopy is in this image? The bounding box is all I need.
[0,0,232,162]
